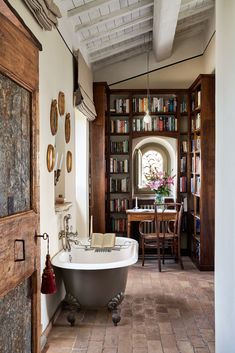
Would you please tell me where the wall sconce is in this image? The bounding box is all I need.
[54,153,63,186]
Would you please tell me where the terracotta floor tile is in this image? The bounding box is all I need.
[176,340,194,353]
[194,348,210,353]
[45,259,214,353]
[160,334,177,349]
[147,340,163,353]
[159,322,173,334]
[46,349,72,353]
[132,333,147,348]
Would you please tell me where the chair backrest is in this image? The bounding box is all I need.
[154,202,184,238]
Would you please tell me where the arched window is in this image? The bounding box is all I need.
[142,150,163,187]
[134,142,170,194]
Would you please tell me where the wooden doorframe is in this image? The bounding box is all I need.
[0,2,42,352]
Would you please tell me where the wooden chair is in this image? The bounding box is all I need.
[139,202,184,272]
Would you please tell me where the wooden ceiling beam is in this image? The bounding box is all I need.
[176,11,212,32]
[81,14,153,45]
[67,0,113,18]
[87,25,152,54]
[178,2,214,21]
[75,0,153,32]
[89,35,151,63]
[152,0,181,62]
[92,46,149,71]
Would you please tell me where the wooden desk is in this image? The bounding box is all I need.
[126,209,176,238]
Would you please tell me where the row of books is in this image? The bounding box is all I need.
[180,96,187,113]
[192,113,201,131]
[195,176,201,195]
[196,218,201,233]
[191,177,195,194]
[111,99,130,113]
[110,95,188,114]
[195,238,200,260]
[132,116,177,132]
[191,176,201,195]
[110,120,129,133]
[191,90,201,111]
[110,158,129,173]
[110,218,126,233]
[181,140,188,153]
[192,156,201,174]
[110,177,129,192]
[180,156,187,173]
[132,97,177,113]
[180,176,187,193]
[192,137,201,152]
[110,199,129,212]
[110,140,129,153]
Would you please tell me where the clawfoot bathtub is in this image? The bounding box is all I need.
[52,237,138,326]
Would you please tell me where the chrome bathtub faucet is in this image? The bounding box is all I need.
[59,214,79,251]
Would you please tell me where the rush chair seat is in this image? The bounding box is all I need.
[139,202,184,272]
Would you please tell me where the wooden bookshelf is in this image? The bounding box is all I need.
[105,89,189,238]
[189,75,215,270]
[92,79,215,269]
[107,92,132,236]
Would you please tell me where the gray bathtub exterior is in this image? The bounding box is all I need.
[61,266,128,307]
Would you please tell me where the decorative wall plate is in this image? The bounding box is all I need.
[65,113,71,143]
[46,144,55,172]
[58,91,65,116]
[50,99,58,135]
[66,151,72,173]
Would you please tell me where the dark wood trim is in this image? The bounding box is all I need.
[2,0,42,51]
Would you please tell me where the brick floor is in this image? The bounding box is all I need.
[43,258,214,353]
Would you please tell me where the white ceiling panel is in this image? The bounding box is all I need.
[60,0,215,66]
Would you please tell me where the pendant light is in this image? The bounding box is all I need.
[143,48,151,124]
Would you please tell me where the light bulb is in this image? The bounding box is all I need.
[143,109,151,124]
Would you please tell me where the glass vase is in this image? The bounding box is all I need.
[155,193,164,205]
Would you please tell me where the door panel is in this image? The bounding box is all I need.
[0,3,40,352]
[0,72,31,217]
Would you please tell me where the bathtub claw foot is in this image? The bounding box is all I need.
[111,309,121,326]
[63,293,81,326]
[107,292,124,326]
[67,311,76,326]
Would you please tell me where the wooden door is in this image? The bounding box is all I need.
[0,2,41,352]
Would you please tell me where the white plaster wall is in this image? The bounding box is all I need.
[94,34,204,86]
[203,35,215,74]
[75,110,89,238]
[110,56,204,90]
[215,1,235,352]
[8,0,80,333]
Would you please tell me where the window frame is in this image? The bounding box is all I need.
[133,142,171,196]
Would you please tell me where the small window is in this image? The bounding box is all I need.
[133,142,170,195]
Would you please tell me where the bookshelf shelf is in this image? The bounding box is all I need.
[191,193,200,197]
[189,74,215,271]
[110,133,129,136]
[109,192,130,194]
[132,131,179,138]
[110,152,129,155]
[110,112,130,116]
[133,111,177,116]
[110,172,129,175]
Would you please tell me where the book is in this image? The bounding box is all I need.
[91,233,116,248]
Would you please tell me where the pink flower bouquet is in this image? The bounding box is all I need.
[145,167,175,198]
